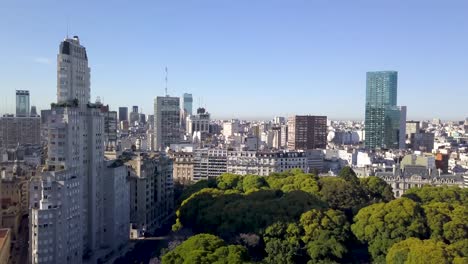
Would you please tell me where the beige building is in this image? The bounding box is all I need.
[0,229,11,264]
[171,152,194,184]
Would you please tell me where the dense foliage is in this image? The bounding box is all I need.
[162,168,468,264]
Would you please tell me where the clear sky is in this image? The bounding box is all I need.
[1,0,467,120]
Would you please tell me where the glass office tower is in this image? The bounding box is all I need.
[16,90,30,117]
[365,71,405,149]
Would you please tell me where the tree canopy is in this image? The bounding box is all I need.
[165,168,466,264]
[162,234,250,264]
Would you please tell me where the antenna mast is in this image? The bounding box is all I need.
[165,66,168,96]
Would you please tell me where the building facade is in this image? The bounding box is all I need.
[127,152,174,236]
[186,108,210,138]
[118,107,128,122]
[287,115,327,150]
[30,36,106,264]
[181,93,193,116]
[154,96,181,151]
[16,90,30,117]
[193,149,228,181]
[0,116,40,148]
[365,71,406,149]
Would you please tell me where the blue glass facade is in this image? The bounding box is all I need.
[365,71,403,149]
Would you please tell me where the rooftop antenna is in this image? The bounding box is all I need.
[66,16,69,38]
[165,66,168,96]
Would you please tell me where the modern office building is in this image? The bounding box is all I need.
[182,93,193,116]
[287,115,327,150]
[364,71,406,149]
[16,90,30,117]
[30,36,107,264]
[411,132,435,152]
[154,96,181,150]
[118,107,128,122]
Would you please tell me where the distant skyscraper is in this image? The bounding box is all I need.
[154,96,181,150]
[182,93,193,115]
[129,105,139,125]
[30,105,38,116]
[287,115,327,150]
[365,71,406,149]
[118,107,128,121]
[15,90,30,117]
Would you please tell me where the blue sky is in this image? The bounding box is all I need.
[1,0,467,120]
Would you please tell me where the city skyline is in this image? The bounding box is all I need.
[1,1,468,120]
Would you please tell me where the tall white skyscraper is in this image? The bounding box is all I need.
[154,96,181,150]
[30,36,105,264]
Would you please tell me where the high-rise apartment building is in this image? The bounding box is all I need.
[154,96,181,150]
[118,107,128,122]
[101,105,118,147]
[0,115,40,148]
[16,90,30,117]
[182,93,193,116]
[364,71,406,149]
[287,115,327,150]
[30,36,108,264]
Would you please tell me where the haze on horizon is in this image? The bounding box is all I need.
[0,0,467,121]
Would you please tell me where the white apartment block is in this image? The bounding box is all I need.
[193,149,228,181]
[30,36,107,264]
[103,161,130,253]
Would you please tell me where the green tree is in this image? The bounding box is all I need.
[162,234,250,264]
[386,238,451,264]
[300,209,350,262]
[318,177,367,213]
[217,173,244,191]
[266,173,320,195]
[242,174,268,192]
[360,176,394,203]
[263,222,303,264]
[351,198,428,263]
[403,186,468,206]
[338,166,359,185]
[423,202,467,243]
